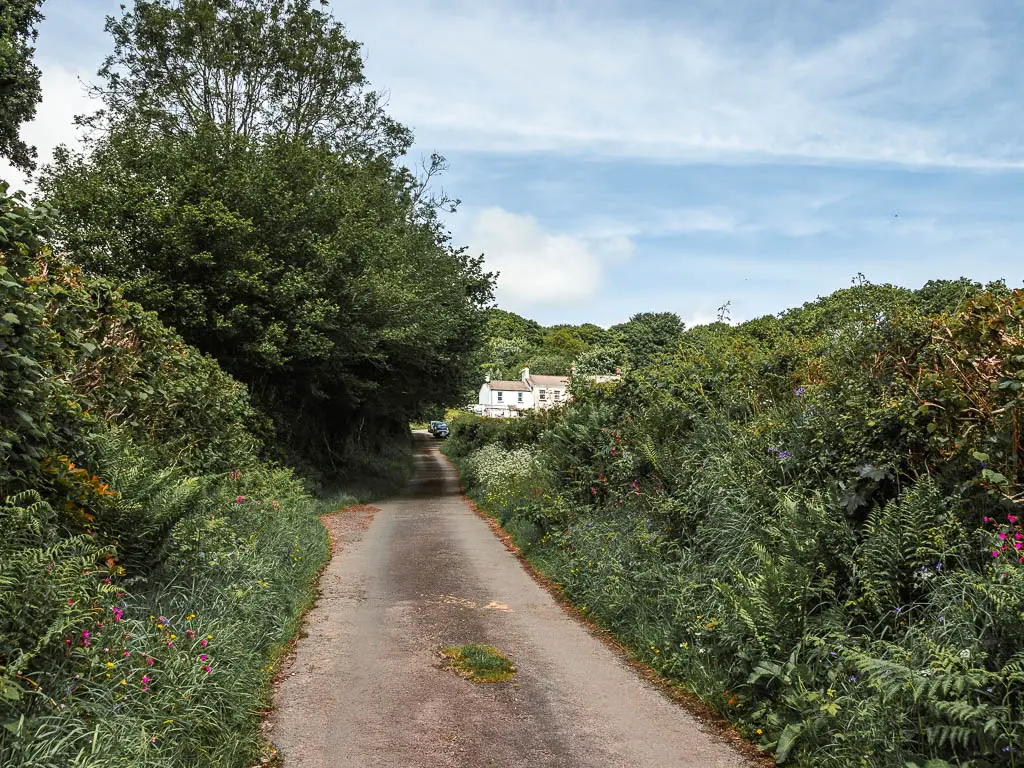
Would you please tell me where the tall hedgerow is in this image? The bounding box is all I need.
[446,279,1024,767]
[1,183,331,766]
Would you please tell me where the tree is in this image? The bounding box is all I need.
[0,0,43,172]
[43,0,494,476]
[89,0,409,160]
[608,312,685,369]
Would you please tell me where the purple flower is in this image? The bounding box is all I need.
[795,387,806,397]
[777,451,791,460]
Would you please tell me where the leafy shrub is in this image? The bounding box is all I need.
[446,280,1024,767]
[1,184,329,766]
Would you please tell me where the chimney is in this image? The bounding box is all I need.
[521,366,530,382]
[615,367,621,376]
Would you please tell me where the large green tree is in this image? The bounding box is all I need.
[43,0,493,474]
[0,0,43,172]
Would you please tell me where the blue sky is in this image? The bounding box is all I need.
[4,0,1023,327]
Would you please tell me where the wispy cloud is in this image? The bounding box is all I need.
[340,0,1024,169]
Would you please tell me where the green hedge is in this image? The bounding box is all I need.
[445,279,1024,768]
[1,184,331,766]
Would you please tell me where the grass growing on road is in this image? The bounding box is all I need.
[441,644,516,683]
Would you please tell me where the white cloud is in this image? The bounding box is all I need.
[338,0,1023,169]
[0,60,95,192]
[467,207,633,308]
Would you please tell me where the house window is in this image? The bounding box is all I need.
[497,391,503,402]
[553,390,561,402]
[517,392,523,403]
[539,389,546,401]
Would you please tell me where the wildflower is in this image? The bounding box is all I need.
[120,680,127,686]
[236,496,245,503]
[999,533,1008,540]
[204,665,212,674]
[795,386,806,396]
[1009,515,1018,523]
[993,551,1001,558]
[147,658,154,666]
[201,639,208,647]
[199,654,207,662]
[142,676,150,685]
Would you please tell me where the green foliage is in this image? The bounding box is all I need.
[0,182,329,766]
[42,0,494,478]
[0,0,43,171]
[447,279,1024,767]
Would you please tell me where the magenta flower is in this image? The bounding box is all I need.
[199,654,207,662]
[1008,515,1018,523]
[204,665,212,674]
[999,533,1008,540]
[992,550,1001,558]
[142,675,150,685]
[146,658,154,666]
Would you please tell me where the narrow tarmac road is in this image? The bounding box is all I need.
[271,434,752,768]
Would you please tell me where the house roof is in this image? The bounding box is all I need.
[486,380,530,391]
[528,374,569,387]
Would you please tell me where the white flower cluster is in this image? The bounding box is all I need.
[466,443,539,493]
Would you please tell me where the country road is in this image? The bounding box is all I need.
[270,433,753,768]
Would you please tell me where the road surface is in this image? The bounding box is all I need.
[271,434,752,767]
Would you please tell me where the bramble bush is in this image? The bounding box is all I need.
[445,279,1024,767]
[1,184,333,765]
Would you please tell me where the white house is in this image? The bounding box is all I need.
[477,367,571,417]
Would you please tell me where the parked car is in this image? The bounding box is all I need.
[428,420,443,435]
[434,422,449,439]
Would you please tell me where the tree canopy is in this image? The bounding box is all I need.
[0,0,43,172]
[43,0,494,477]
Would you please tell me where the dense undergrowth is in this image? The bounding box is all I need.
[1,185,341,765]
[444,279,1024,767]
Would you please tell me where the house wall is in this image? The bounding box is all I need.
[478,384,534,415]
[530,385,567,409]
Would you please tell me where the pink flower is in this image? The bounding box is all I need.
[999,533,1008,540]
[146,658,154,666]
[167,641,173,648]
[1016,542,1022,550]
[993,550,1001,558]
[204,665,211,674]
[67,599,74,606]
[123,651,130,657]
[236,496,245,504]
[1008,515,1018,523]
[201,639,208,647]
[199,654,207,661]
[142,676,150,685]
